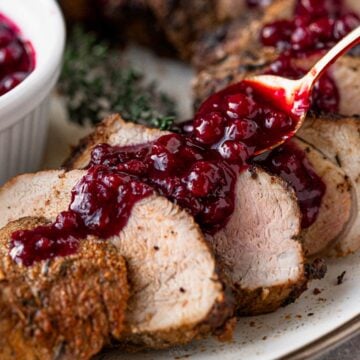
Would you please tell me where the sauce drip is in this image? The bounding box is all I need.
[254,142,326,228]
[0,13,35,96]
[10,166,153,266]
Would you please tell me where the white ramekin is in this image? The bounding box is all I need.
[0,0,65,184]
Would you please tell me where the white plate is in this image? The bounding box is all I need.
[45,45,360,360]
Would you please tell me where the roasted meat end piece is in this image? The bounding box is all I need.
[192,0,292,69]
[0,217,129,360]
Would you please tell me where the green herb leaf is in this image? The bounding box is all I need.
[58,26,177,129]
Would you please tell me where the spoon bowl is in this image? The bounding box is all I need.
[244,26,360,155]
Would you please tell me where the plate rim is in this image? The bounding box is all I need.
[279,314,360,360]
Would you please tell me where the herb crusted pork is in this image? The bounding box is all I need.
[0,217,129,360]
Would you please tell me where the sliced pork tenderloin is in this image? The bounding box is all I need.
[298,116,360,256]
[0,170,232,349]
[59,0,256,58]
[63,115,170,170]
[331,56,360,116]
[64,114,309,315]
[194,54,359,256]
[292,138,353,256]
[209,166,305,315]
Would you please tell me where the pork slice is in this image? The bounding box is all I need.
[298,116,360,256]
[147,0,254,60]
[292,138,353,256]
[208,166,305,315]
[0,217,129,360]
[331,56,360,116]
[0,170,231,349]
[348,0,360,14]
[192,0,293,69]
[63,114,170,170]
[192,0,359,70]
[286,54,360,117]
[65,114,307,315]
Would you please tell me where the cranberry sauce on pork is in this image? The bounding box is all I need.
[260,0,359,113]
[10,78,325,266]
[10,166,153,266]
[260,0,359,55]
[254,142,326,228]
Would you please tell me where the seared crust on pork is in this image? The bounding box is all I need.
[0,169,232,348]
[0,217,129,360]
[298,116,360,256]
[60,0,254,58]
[64,114,308,314]
[192,0,292,69]
[147,0,250,59]
[60,0,95,22]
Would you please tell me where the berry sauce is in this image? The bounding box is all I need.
[259,0,359,114]
[87,137,237,235]
[9,80,326,266]
[10,166,153,266]
[254,142,326,228]
[0,14,35,96]
[260,0,360,55]
[176,117,325,229]
[194,81,300,159]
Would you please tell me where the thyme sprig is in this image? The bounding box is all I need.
[58,27,177,130]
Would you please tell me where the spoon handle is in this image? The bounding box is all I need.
[302,26,360,91]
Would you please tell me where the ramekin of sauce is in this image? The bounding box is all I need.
[0,0,65,183]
